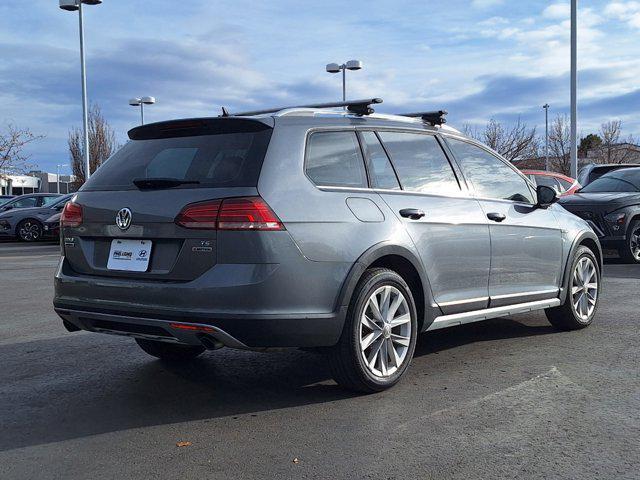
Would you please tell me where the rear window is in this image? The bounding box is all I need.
[83,120,272,191]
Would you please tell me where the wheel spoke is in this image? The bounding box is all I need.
[379,340,388,376]
[361,330,382,350]
[379,286,391,319]
[390,333,410,347]
[387,293,403,321]
[367,338,383,368]
[362,315,380,331]
[389,313,410,328]
[368,296,383,322]
[388,339,401,368]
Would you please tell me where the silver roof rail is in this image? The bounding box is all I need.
[220,98,383,117]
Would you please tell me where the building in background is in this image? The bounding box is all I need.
[30,171,77,194]
[0,170,77,195]
[0,174,40,195]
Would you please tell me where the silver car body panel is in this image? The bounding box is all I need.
[54,112,601,348]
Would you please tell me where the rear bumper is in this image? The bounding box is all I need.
[54,303,346,349]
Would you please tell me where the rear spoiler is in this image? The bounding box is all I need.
[128,117,273,140]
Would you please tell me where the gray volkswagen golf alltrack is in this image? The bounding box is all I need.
[54,98,602,392]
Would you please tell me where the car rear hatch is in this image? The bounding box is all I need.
[62,117,274,281]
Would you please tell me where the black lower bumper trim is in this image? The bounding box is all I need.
[54,302,346,348]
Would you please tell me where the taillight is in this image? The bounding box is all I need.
[61,202,83,228]
[175,200,221,229]
[217,197,283,230]
[175,196,284,231]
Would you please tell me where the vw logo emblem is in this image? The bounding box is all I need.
[115,208,132,230]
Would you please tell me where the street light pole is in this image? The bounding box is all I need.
[129,97,156,125]
[78,1,90,181]
[570,0,578,178]
[59,0,102,181]
[56,164,67,193]
[543,104,550,171]
[326,60,363,106]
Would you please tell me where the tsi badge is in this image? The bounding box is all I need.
[115,208,132,231]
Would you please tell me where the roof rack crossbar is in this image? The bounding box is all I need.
[397,110,448,126]
[221,98,383,117]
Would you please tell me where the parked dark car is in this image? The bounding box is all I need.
[0,194,71,242]
[0,193,61,212]
[578,163,640,187]
[560,167,640,263]
[43,212,62,238]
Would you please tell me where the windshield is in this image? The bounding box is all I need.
[83,121,272,191]
[580,171,640,193]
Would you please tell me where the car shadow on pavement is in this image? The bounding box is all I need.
[0,316,555,452]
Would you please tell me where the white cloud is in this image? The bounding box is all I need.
[604,1,640,28]
[543,3,570,19]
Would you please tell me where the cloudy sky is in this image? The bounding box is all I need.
[1,0,639,173]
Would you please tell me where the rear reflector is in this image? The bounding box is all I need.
[175,196,284,231]
[61,202,83,227]
[169,323,216,333]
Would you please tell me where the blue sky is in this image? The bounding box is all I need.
[1,0,639,173]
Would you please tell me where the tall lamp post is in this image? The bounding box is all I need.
[543,104,550,171]
[326,60,363,103]
[56,164,68,194]
[570,0,578,178]
[129,96,156,125]
[59,0,102,181]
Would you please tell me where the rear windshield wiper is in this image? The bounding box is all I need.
[133,178,200,190]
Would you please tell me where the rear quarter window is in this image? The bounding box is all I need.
[305,131,368,188]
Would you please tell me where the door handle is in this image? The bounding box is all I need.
[487,212,506,222]
[399,208,426,220]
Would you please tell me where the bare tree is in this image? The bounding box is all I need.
[0,125,44,177]
[548,115,571,175]
[69,104,117,186]
[595,120,638,164]
[463,118,538,162]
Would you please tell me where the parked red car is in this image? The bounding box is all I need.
[521,170,581,196]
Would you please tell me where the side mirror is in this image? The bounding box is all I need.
[536,185,559,208]
[2,205,12,211]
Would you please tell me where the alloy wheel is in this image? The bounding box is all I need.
[359,285,412,378]
[19,221,41,242]
[571,256,598,322]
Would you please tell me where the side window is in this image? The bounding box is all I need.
[12,197,38,208]
[360,131,400,190]
[377,131,460,194]
[306,131,367,188]
[41,196,61,206]
[446,138,534,203]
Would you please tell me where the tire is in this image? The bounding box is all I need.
[618,219,640,264]
[135,338,205,361]
[327,268,418,393]
[545,245,601,331]
[16,219,43,242]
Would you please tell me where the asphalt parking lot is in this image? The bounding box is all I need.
[1,242,639,479]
